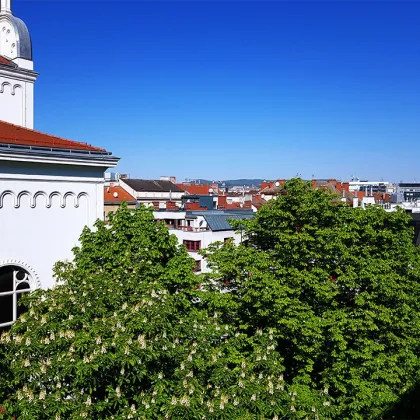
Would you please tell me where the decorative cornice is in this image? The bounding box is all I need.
[0,150,119,168]
[0,190,89,208]
[0,64,38,81]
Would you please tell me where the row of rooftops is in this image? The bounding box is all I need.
[104,177,397,214]
[0,119,402,211]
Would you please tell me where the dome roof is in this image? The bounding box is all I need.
[10,15,32,60]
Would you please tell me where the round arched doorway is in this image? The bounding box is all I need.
[0,265,32,330]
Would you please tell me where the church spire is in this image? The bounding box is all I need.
[0,0,11,15]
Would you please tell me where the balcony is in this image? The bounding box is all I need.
[165,224,209,232]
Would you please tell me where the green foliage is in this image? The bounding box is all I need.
[0,203,330,419]
[201,178,420,419]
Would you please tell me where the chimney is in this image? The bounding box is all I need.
[218,195,227,209]
[342,182,350,193]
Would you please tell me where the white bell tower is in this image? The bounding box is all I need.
[0,0,38,128]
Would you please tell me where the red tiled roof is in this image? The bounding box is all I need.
[373,193,392,203]
[0,55,14,66]
[104,186,136,203]
[251,195,267,209]
[0,120,106,152]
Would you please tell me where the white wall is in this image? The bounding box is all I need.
[0,66,36,128]
[0,162,106,289]
[171,230,241,273]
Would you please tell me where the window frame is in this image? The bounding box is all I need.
[183,240,201,252]
[0,267,31,329]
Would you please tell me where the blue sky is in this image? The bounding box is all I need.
[15,1,420,182]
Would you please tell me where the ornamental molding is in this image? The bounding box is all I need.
[0,151,119,168]
[0,190,89,208]
[0,80,22,95]
[0,67,38,81]
[0,259,41,289]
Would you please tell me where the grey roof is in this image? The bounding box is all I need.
[1,14,33,60]
[188,210,254,232]
[12,16,32,60]
[122,179,184,193]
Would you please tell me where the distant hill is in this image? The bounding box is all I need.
[185,179,269,188]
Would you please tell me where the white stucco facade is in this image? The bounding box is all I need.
[0,152,118,290]
[153,211,243,273]
[0,63,36,128]
[0,0,120,329]
[171,230,240,272]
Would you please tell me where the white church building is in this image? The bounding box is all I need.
[0,0,119,328]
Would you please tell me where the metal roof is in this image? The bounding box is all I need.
[13,16,32,60]
[187,210,254,231]
[122,179,184,193]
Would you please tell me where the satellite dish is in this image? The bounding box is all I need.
[113,192,118,198]
[275,181,280,187]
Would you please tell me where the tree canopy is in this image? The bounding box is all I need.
[201,178,420,419]
[0,203,331,419]
[2,180,420,419]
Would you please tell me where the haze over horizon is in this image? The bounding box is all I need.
[17,0,420,183]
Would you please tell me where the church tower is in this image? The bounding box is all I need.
[0,0,37,128]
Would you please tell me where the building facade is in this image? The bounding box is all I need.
[0,1,118,329]
[0,0,37,128]
[153,209,253,272]
[120,178,185,208]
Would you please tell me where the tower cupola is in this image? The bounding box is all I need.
[0,0,37,128]
[0,0,32,61]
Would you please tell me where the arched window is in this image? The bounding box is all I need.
[0,266,31,330]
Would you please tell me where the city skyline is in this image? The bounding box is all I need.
[16,0,420,182]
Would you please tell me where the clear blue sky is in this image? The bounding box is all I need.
[15,1,420,182]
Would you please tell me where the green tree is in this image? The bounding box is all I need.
[0,203,331,419]
[201,178,420,419]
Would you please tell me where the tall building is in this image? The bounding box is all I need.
[0,1,119,329]
[0,0,37,128]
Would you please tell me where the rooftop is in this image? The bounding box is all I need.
[104,186,137,204]
[122,178,185,193]
[188,209,254,231]
[0,120,106,152]
[0,55,14,67]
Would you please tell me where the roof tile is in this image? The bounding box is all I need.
[0,120,106,152]
[104,186,136,204]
